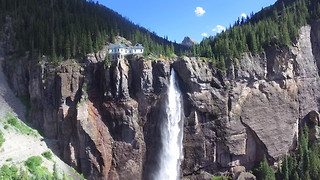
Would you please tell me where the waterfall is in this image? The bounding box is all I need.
[155,69,184,180]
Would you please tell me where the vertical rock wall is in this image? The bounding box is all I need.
[2,21,320,180]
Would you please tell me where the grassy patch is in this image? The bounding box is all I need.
[211,176,232,180]
[25,156,43,174]
[7,114,18,126]
[5,112,37,137]
[6,158,12,162]
[0,156,76,180]
[3,125,9,130]
[0,130,5,148]
[41,151,52,160]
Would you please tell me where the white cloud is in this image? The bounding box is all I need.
[201,33,208,37]
[212,25,226,33]
[195,7,206,17]
[241,13,247,19]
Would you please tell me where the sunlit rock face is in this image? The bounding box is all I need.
[3,22,320,179]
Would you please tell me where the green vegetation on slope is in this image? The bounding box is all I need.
[0,129,5,148]
[0,165,19,179]
[191,0,320,71]
[255,157,276,180]
[276,126,320,180]
[255,125,320,180]
[0,156,76,180]
[0,0,184,61]
[41,151,53,160]
[4,112,37,136]
[25,156,43,174]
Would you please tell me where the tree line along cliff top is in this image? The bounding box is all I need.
[192,0,319,70]
[0,0,184,62]
[0,0,320,71]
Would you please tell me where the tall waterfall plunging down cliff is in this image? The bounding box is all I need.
[155,69,184,180]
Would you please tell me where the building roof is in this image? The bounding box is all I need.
[108,44,127,49]
[108,43,144,52]
[130,44,144,50]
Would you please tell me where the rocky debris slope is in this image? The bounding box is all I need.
[2,21,320,180]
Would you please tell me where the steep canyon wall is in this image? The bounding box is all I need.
[2,21,320,179]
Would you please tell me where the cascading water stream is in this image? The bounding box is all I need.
[155,69,184,180]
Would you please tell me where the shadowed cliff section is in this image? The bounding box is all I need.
[2,21,320,180]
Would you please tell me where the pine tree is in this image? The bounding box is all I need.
[292,171,299,180]
[170,43,175,56]
[304,171,312,180]
[51,46,57,63]
[65,38,71,59]
[287,13,298,42]
[309,145,320,179]
[280,22,290,46]
[248,31,258,53]
[87,31,93,53]
[81,33,87,57]
[288,154,297,179]
[282,156,289,180]
[219,56,226,71]
[53,163,59,180]
[257,157,276,180]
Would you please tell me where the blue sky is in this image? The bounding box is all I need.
[99,0,277,43]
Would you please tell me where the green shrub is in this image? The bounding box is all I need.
[0,157,75,180]
[256,157,275,180]
[4,125,9,130]
[6,158,12,162]
[25,156,43,174]
[0,130,5,148]
[0,165,18,179]
[33,166,52,178]
[41,151,53,160]
[6,114,18,127]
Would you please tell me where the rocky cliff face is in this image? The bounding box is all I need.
[181,36,198,48]
[2,21,320,180]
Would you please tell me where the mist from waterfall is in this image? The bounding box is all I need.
[154,69,184,180]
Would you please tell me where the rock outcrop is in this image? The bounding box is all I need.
[2,21,320,180]
[181,36,198,48]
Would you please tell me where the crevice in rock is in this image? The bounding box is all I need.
[227,94,232,121]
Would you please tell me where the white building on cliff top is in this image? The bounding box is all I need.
[108,43,144,61]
